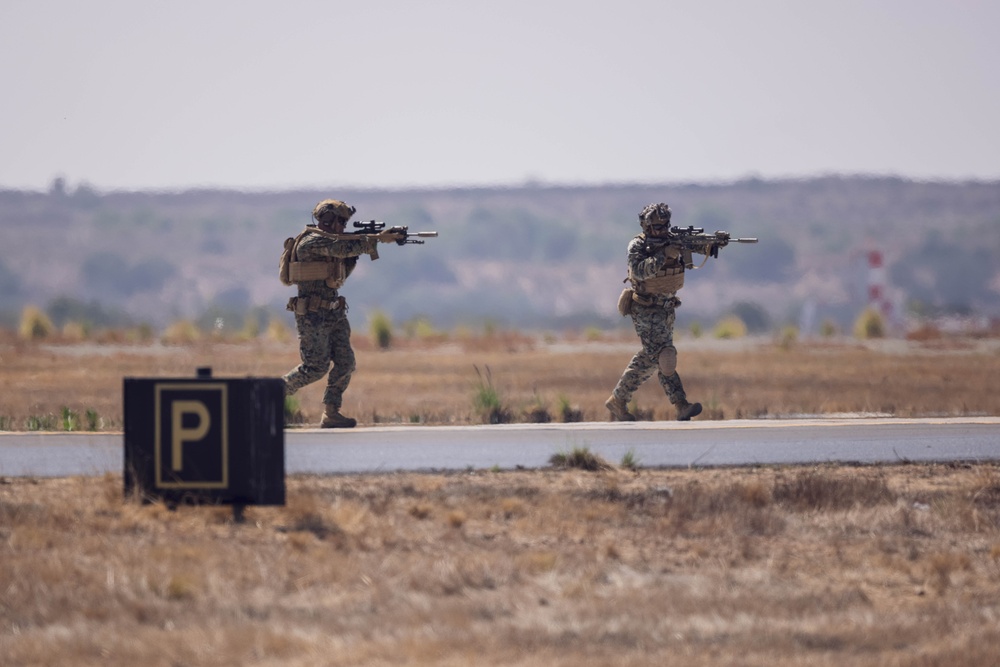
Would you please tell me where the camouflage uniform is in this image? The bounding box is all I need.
[282,230,377,407]
[282,200,381,425]
[608,203,712,421]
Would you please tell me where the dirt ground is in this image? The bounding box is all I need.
[2,464,1000,666]
[2,332,1000,665]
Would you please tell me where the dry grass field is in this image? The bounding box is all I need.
[3,465,1000,666]
[2,330,1000,665]
[1,329,998,428]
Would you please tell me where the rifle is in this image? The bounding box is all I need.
[351,220,438,245]
[349,220,438,260]
[649,225,758,259]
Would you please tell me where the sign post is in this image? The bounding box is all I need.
[123,368,285,517]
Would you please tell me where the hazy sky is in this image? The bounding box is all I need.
[2,0,998,191]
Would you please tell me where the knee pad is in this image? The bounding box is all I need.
[658,346,677,375]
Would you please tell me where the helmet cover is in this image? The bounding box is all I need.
[312,199,356,225]
[639,203,672,226]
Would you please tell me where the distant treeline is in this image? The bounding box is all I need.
[1,176,998,331]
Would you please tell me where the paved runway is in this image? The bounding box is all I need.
[2,417,998,477]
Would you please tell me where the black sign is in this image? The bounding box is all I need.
[124,373,285,507]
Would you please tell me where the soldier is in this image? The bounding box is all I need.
[281,199,403,428]
[606,203,713,422]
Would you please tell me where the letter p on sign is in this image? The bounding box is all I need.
[124,375,284,507]
[171,400,211,471]
[153,383,228,489]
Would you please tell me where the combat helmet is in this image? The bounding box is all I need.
[638,202,671,228]
[312,199,356,225]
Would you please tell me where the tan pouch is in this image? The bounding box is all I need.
[642,271,685,294]
[617,287,634,317]
[279,237,296,285]
[288,261,330,282]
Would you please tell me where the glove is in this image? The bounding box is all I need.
[376,229,405,244]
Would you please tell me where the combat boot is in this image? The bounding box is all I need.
[675,400,702,422]
[320,405,357,429]
[605,395,636,422]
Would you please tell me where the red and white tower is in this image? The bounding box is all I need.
[867,250,893,320]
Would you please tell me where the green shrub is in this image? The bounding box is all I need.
[19,305,54,341]
[549,447,613,471]
[61,406,79,431]
[557,394,583,422]
[239,315,261,340]
[26,414,57,431]
[62,321,90,341]
[265,319,292,344]
[714,316,747,340]
[523,390,552,423]
[473,365,512,424]
[284,396,305,426]
[620,449,640,471]
[778,325,798,349]
[161,319,201,345]
[853,307,886,339]
[369,310,393,350]
[403,315,440,340]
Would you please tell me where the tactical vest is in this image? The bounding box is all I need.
[280,228,352,289]
[631,243,691,296]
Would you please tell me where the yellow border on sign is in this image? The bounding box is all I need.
[154,383,229,489]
